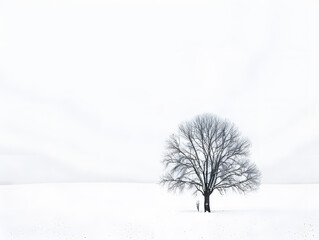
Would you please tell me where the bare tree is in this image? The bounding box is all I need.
[160,114,261,212]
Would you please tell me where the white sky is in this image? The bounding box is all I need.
[0,0,319,184]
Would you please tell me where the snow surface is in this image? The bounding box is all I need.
[0,183,318,240]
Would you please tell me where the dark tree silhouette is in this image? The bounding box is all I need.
[161,114,261,212]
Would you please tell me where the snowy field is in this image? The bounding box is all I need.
[0,183,318,240]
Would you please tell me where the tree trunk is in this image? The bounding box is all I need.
[204,192,211,212]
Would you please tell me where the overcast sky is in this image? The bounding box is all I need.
[0,0,318,184]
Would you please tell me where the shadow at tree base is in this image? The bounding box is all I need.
[180,208,280,214]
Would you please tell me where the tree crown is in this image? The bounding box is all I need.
[161,113,261,195]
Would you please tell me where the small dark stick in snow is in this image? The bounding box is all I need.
[196,200,199,212]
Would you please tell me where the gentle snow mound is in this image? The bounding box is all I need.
[0,183,318,240]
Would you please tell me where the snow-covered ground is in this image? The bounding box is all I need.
[0,183,318,240]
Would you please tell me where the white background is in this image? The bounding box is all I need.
[0,0,318,184]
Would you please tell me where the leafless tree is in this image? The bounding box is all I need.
[160,114,261,212]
